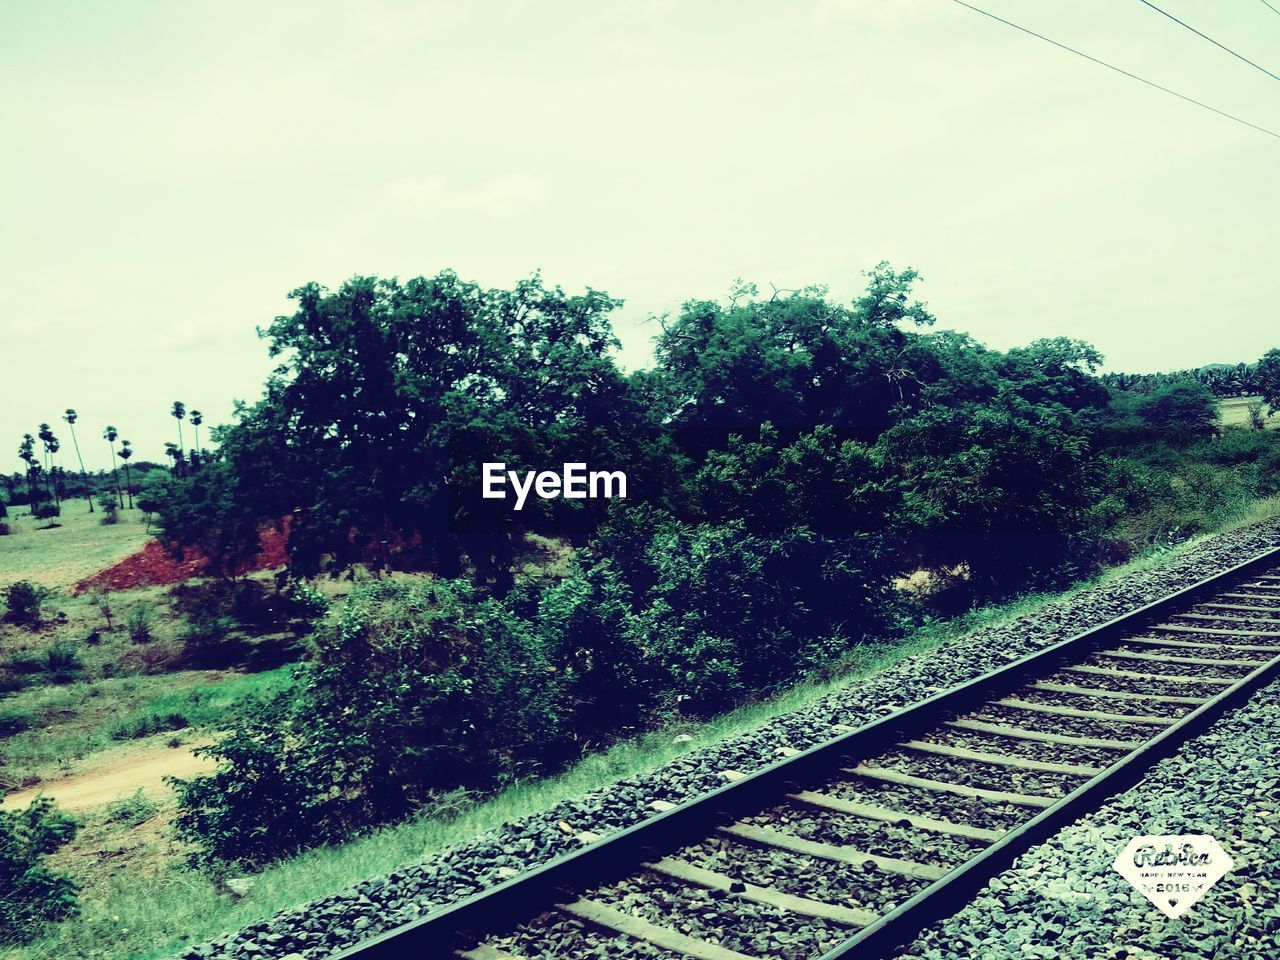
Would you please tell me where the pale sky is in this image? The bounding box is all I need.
[3,0,1278,471]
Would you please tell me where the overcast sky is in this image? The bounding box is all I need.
[3,0,1278,470]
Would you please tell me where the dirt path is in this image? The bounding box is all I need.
[1,739,216,811]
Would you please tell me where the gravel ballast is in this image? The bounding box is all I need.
[173,518,1280,960]
[894,673,1280,960]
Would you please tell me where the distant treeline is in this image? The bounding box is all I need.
[1,462,166,508]
[1102,361,1269,398]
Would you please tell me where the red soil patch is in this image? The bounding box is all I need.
[73,521,290,594]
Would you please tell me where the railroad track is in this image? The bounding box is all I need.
[333,547,1280,960]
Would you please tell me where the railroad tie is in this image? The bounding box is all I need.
[840,764,1056,808]
[457,946,523,960]
[718,822,947,881]
[559,899,755,960]
[1061,664,1235,686]
[643,857,877,926]
[786,789,1001,842]
[897,739,1104,776]
[993,698,1172,727]
[946,717,1142,751]
[1199,602,1280,614]
[1122,635,1280,654]
[1031,680,1206,706]
[1095,648,1260,668]
[1154,624,1280,639]
[1178,612,1280,628]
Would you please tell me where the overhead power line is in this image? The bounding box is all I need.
[1259,1,1280,19]
[950,0,1280,141]
[1134,0,1280,83]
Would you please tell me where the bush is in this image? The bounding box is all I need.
[173,579,569,868]
[2,655,43,676]
[0,523,10,537]
[0,711,32,737]
[97,495,119,525]
[110,711,188,741]
[31,503,60,522]
[1249,400,1267,430]
[282,580,328,620]
[0,795,78,944]
[4,582,50,626]
[126,603,154,643]
[101,790,160,827]
[44,642,82,684]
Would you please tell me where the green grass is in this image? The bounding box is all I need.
[12,500,1280,960]
[0,503,150,590]
[1219,396,1277,430]
[0,668,293,787]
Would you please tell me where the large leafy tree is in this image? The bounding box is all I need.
[199,271,662,585]
[653,263,937,451]
[1257,348,1280,414]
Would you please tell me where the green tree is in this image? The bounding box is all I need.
[189,409,203,461]
[171,401,186,459]
[173,578,567,867]
[1257,348,1280,414]
[182,271,648,584]
[16,435,39,508]
[118,440,135,509]
[0,793,78,944]
[61,409,92,511]
[102,426,123,509]
[654,264,937,451]
[36,424,59,506]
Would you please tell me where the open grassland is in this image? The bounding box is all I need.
[1219,395,1277,429]
[0,504,150,588]
[7,495,1280,960]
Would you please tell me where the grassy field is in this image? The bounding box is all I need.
[1219,396,1277,429]
[5,495,1279,960]
[0,502,150,588]
[0,503,305,959]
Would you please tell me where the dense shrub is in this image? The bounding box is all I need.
[43,642,82,678]
[174,579,568,867]
[4,582,50,626]
[0,712,32,738]
[101,790,160,827]
[126,603,154,643]
[0,795,78,944]
[97,495,119,525]
[31,503,59,522]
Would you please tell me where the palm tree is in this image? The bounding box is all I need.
[190,409,203,461]
[103,426,124,509]
[118,440,135,509]
[46,435,62,507]
[36,424,59,506]
[18,434,39,508]
[62,409,93,511]
[171,402,186,461]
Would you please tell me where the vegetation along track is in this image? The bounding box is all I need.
[332,547,1280,960]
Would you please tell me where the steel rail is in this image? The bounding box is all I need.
[330,544,1280,960]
